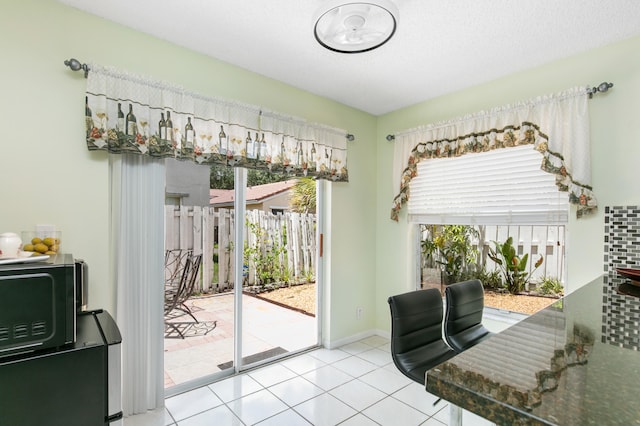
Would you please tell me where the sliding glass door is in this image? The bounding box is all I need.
[164,161,320,393]
[163,161,237,393]
[239,169,319,370]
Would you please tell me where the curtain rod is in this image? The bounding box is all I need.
[385,82,614,142]
[64,58,355,141]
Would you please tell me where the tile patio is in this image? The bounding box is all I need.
[164,293,317,388]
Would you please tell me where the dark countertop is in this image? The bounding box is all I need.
[426,274,640,426]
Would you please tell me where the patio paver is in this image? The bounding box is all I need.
[164,292,316,388]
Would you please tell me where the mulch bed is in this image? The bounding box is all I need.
[247,283,559,316]
[484,290,558,315]
[247,283,317,316]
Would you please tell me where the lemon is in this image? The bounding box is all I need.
[31,237,42,245]
[34,243,48,253]
[43,237,55,247]
[23,243,34,252]
[49,244,59,252]
[45,251,57,255]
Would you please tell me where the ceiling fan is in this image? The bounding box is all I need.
[313,0,399,53]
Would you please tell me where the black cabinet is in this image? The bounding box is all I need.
[0,310,122,426]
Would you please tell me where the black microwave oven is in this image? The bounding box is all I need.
[0,253,81,358]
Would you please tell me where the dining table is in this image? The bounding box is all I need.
[426,273,640,425]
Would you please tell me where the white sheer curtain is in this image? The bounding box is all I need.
[110,153,165,415]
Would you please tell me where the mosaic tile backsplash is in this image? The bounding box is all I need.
[602,205,640,349]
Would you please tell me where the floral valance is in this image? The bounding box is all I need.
[391,86,596,221]
[84,64,349,181]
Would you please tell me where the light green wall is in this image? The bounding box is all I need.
[0,0,378,344]
[375,35,640,331]
[2,0,638,344]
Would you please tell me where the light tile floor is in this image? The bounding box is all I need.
[125,335,496,426]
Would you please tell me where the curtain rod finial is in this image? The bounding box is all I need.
[64,58,81,71]
[64,58,89,78]
[386,134,395,142]
[346,134,355,142]
[587,81,613,98]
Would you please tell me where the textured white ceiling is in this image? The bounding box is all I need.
[58,0,640,115]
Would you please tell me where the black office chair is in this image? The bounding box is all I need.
[444,279,493,353]
[388,288,457,384]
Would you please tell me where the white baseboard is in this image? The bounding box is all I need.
[323,328,390,349]
[373,328,390,340]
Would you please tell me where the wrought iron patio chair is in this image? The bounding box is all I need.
[164,253,216,338]
[165,253,202,322]
[164,249,190,321]
[164,248,192,287]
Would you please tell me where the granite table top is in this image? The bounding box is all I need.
[426,274,640,425]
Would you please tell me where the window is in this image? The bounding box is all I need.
[413,146,568,308]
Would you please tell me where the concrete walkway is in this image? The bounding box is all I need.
[164,293,317,388]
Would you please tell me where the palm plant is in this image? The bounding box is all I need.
[289,177,316,213]
[488,237,543,294]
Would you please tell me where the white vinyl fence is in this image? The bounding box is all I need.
[165,206,316,293]
[421,224,566,288]
[477,225,565,284]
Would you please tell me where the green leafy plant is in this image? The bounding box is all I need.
[210,164,283,189]
[244,221,286,286]
[474,267,504,290]
[289,177,317,213]
[212,243,219,263]
[303,269,315,283]
[421,225,479,284]
[537,276,564,296]
[281,266,294,285]
[488,237,543,294]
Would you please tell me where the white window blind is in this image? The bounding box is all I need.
[407,145,569,225]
